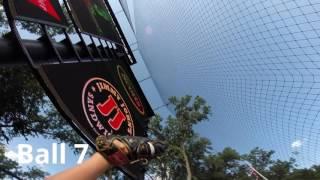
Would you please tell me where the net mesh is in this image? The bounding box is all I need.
[133,0,320,167]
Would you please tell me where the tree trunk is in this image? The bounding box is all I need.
[181,145,192,180]
[148,127,166,140]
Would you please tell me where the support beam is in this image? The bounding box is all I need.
[0,37,123,65]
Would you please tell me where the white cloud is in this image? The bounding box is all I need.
[4,150,19,162]
[291,140,303,149]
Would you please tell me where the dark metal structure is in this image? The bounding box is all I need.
[0,0,149,179]
[0,37,122,65]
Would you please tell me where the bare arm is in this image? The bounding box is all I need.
[46,153,111,180]
[46,135,165,180]
[46,140,128,180]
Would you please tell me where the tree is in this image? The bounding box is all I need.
[242,147,275,175]
[284,165,320,180]
[0,144,49,179]
[218,147,241,178]
[0,66,46,143]
[202,147,246,180]
[312,165,320,179]
[0,1,85,177]
[203,154,226,180]
[0,2,113,178]
[0,66,84,145]
[285,168,316,180]
[0,67,122,179]
[0,66,84,178]
[269,158,295,180]
[148,95,211,180]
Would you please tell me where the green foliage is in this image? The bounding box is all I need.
[23,167,50,180]
[268,158,295,180]
[0,2,84,177]
[202,147,241,180]
[164,95,211,145]
[241,147,275,174]
[0,66,84,178]
[149,95,212,180]
[0,66,84,146]
[285,168,317,180]
[0,66,46,142]
[0,144,49,179]
[148,96,320,180]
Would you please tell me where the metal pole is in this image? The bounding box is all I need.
[104,0,137,64]
[0,37,105,65]
[244,161,269,180]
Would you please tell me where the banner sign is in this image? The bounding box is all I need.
[67,0,121,43]
[8,0,68,27]
[37,59,153,143]
[110,59,155,120]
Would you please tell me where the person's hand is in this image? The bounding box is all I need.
[111,139,129,155]
[95,135,167,166]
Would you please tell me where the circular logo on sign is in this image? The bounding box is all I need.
[82,77,134,136]
[117,65,145,115]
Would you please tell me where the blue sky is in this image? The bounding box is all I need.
[3,0,320,176]
[132,0,320,168]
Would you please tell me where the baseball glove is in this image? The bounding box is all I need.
[95,135,167,166]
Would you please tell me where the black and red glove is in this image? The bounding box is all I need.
[95,135,167,166]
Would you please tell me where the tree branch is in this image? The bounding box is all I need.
[181,145,192,180]
[0,123,14,128]
[0,169,23,180]
[148,127,166,141]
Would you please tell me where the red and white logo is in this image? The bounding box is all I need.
[82,77,134,136]
[27,0,61,21]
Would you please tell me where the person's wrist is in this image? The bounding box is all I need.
[112,140,129,155]
[95,136,130,166]
[95,152,110,165]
